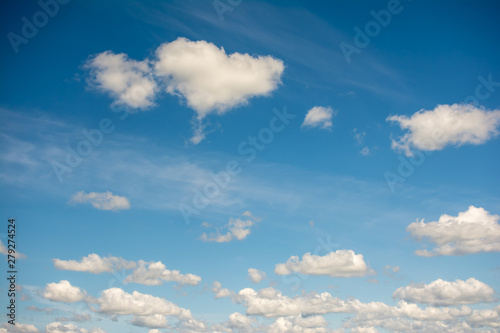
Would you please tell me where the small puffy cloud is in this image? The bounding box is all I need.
[407,206,500,256]
[45,322,105,333]
[124,260,201,286]
[131,314,168,328]
[53,253,136,274]
[387,104,500,156]
[70,191,130,211]
[86,51,157,109]
[0,323,38,332]
[200,211,261,243]
[212,281,233,299]
[360,147,370,156]
[248,268,266,284]
[155,37,284,119]
[393,278,496,306]
[302,106,336,129]
[42,280,86,303]
[96,287,191,319]
[275,250,374,277]
[0,239,26,258]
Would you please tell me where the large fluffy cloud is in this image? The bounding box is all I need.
[393,278,496,306]
[200,211,261,243]
[155,37,284,118]
[42,280,86,303]
[86,51,157,109]
[96,287,191,319]
[86,38,284,144]
[274,250,373,277]
[124,260,201,286]
[302,106,336,129]
[387,104,500,155]
[69,191,130,211]
[407,206,500,256]
[53,253,136,273]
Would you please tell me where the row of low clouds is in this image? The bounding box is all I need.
[32,276,499,332]
[18,201,500,332]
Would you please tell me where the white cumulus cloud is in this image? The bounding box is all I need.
[96,287,191,319]
[407,206,500,256]
[42,280,86,303]
[212,281,233,299]
[53,253,136,274]
[86,51,157,109]
[155,37,284,119]
[200,211,261,243]
[248,268,266,284]
[393,278,496,306]
[387,104,500,155]
[124,260,201,286]
[275,250,374,277]
[70,191,130,211]
[302,106,336,129]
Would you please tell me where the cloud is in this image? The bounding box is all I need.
[45,322,105,333]
[302,106,336,129]
[69,191,130,211]
[86,51,157,109]
[53,253,136,274]
[407,206,500,256]
[0,239,26,258]
[268,315,331,333]
[131,314,168,328]
[0,323,38,332]
[467,306,500,328]
[212,281,233,299]
[96,287,191,319]
[238,286,473,321]
[248,268,266,284]
[360,147,370,156]
[154,37,284,119]
[42,280,86,303]
[274,250,374,277]
[200,211,261,243]
[387,104,500,155]
[124,260,201,286]
[393,278,496,306]
[85,38,284,144]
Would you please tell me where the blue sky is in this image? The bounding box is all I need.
[1,0,500,332]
